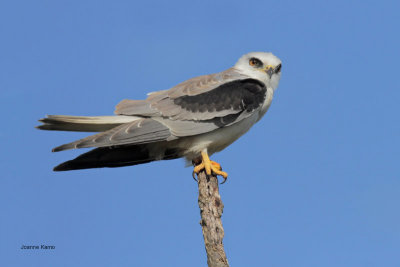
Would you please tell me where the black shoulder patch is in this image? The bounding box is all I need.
[173,79,267,114]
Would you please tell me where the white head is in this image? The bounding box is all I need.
[234,52,282,90]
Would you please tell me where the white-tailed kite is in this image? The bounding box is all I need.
[37,52,282,181]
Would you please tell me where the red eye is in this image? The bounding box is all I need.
[249,57,262,68]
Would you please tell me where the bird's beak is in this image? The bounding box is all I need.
[264,65,274,78]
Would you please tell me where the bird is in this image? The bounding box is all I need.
[37,52,282,181]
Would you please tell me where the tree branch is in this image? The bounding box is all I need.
[197,170,229,267]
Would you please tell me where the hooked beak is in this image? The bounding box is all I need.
[264,64,281,78]
[265,65,274,78]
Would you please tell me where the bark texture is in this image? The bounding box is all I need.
[197,171,229,267]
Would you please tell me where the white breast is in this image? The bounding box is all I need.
[181,87,274,160]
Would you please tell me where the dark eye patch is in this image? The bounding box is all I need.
[249,57,263,68]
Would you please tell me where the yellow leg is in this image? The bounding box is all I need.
[193,151,228,181]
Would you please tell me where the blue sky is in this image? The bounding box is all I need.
[1,0,399,266]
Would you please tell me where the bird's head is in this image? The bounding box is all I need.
[234,52,282,90]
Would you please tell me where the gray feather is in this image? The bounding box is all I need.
[114,69,251,121]
[114,99,159,116]
[166,68,250,98]
[154,118,219,137]
[53,118,174,152]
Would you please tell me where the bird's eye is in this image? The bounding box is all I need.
[249,57,263,68]
[275,63,282,73]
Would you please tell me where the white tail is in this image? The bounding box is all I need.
[37,115,139,132]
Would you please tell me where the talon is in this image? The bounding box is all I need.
[220,175,228,184]
[191,151,228,182]
[192,171,198,182]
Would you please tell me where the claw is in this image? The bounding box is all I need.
[220,176,228,184]
[192,171,198,182]
[192,151,228,183]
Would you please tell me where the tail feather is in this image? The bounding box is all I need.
[53,145,181,171]
[37,115,139,132]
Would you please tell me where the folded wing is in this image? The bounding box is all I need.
[50,70,267,152]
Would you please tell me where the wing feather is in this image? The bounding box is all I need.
[114,68,251,119]
[53,118,175,152]
[166,68,250,98]
[108,69,267,142]
[151,78,267,121]
[114,99,159,116]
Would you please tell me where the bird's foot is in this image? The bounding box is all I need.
[192,151,228,183]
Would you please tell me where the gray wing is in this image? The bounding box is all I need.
[116,77,268,138]
[53,118,176,152]
[54,70,267,152]
[115,68,262,121]
[153,78,267,121]
[165,68,249,98]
